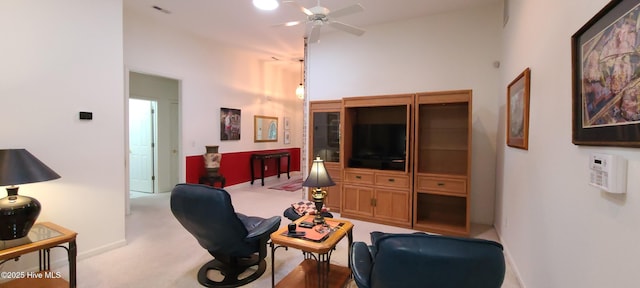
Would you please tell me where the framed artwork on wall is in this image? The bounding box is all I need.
[572,0,640,147]
[284,130,291,144]
[283,117,290,130]
[254,115,278,142]
[283,116,291,144]
[507,68,531,150]
[221,108,241,141]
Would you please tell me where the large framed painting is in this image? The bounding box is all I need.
[254,115,278,142]
[572,0,640,146]
[507,68,531,150]
[221,108,241,141]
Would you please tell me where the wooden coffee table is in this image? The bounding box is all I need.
[270,215,353,288]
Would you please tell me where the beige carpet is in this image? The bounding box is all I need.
[59,173,520,287]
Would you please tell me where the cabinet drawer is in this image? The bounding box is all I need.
[374,174,410,189]
[344,171,374,184]
[325,167,342,181]
[416,177,466,195]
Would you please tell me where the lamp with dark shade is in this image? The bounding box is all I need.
[0,149,60,240]
[302,156,335,226]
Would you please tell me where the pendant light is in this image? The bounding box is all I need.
[296,59,305,99]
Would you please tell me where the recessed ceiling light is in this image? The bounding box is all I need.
[253,0,279,11]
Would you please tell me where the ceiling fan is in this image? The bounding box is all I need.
[280,0,366,43]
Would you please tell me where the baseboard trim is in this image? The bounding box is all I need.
[495,227,527,288]
[76,238,128,261]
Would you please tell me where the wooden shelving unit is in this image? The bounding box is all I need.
[308,100,342,212]
[413,90,472,236]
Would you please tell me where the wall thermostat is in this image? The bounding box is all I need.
[79,111,93,120]
[589,153,627,194]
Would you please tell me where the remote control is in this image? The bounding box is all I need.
[287,231,306,237]
[299,221,314,228]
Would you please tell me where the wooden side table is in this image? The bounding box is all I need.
[270,216,353,288]
[199,175,226,188]
[0,222,77,288]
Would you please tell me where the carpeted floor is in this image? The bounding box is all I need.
[58,173,521,287]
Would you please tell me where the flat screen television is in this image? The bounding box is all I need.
[349,124,406,170]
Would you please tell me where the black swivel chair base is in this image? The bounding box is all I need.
[197,254,267,288]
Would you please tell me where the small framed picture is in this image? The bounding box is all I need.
[507,68,531,150]
[283,117,290,130]
[284,130,291,144]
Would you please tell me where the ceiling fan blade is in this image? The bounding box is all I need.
[328,3,364,18]
[282,0,313,15]
[329,21,365,36]
[272,20,304,27]
[308,24,322,43]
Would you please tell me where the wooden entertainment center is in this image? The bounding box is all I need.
[309,90,472,236]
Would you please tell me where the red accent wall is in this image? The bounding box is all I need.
[186,148,301,187]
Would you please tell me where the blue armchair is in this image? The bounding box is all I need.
[350,232,506,288]
[170,183,281,287]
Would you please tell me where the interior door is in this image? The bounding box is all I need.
[170,101,179,187]
[129,98,155,193]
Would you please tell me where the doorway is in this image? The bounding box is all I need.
[127,71,180,200]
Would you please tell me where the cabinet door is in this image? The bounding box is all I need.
[309,101,342,212]
[324,183,342,212]
[374,188,410,224]
[316,163,341,212]
[342,185,374,217]
[311,111,340,163]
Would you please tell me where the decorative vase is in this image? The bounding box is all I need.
[203,146,221,177]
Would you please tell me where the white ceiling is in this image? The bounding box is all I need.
[124,0,498,63]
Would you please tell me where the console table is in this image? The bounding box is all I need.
[0,222,77,288]
[250,151,291,186]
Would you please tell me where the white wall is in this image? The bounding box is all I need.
[124,9,304,182]
[0,0,126,266]
[308,4,503,225]
[498,0,640,287]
